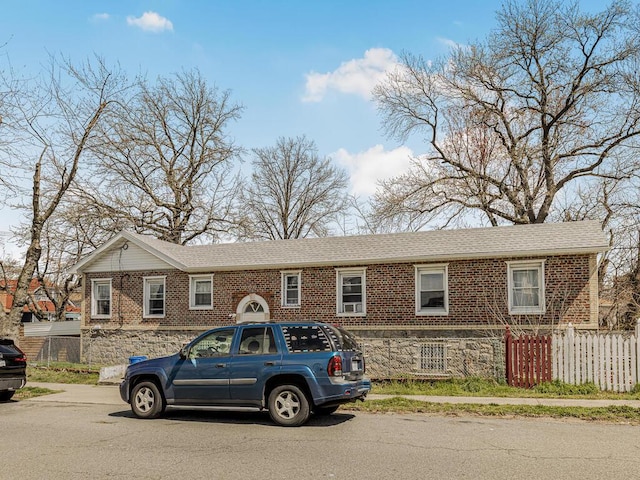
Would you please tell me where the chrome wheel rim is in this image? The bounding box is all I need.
[134,386,155,413]
[275,391,300,419]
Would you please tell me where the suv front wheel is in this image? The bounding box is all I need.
[131,381,165,419]
[268,385,310,427]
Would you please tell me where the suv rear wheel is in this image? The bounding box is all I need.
[268,385,310,427]
[131,381,165,419]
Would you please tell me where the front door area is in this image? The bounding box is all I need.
[236,294,270,323]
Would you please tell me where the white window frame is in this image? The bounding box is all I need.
[281,271,301,308]
[415,264,449,315]
[91,279,112,319]
[336,268,366,317]
[507,260,546,315]
[189,274,213,310]
[143,276,166,318]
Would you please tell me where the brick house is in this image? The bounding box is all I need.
[71,221,608,378]
[1,278,80,323]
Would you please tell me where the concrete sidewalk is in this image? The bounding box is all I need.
[25,382,640,408]
[28,382,123,406]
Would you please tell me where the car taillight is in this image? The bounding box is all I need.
[15,346,27,363]
[327,355,342,377]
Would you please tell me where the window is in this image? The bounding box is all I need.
[144,276,165,318]
[189,275,213,309]
[418,343,448,374]
[282,325,331,353]
[281,271,301,307]
[189,328,235,358]
[507,261,545,314]
[336,268,366,316]
[91,279,111,318]
[238,327,277,355]
[415,265,448,315]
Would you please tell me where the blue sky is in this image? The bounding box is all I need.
[0,0,610,253]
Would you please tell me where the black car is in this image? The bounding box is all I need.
[0,339,27,401]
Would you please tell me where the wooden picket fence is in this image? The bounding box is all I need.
[552,323,640,392]
[505,322,640,392]
[504,326,552,388]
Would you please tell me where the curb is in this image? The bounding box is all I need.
[367,394,640,408]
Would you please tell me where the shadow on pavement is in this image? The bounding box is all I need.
[109,408,355,427]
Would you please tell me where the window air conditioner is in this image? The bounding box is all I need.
[343,302,362,313]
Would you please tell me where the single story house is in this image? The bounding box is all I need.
[71,221,609,378]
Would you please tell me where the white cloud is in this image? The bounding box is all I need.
[91,13,110,22]
[437,37,459,49]
[302,48,398,103]
[333,145,414,197]
[127,11,174,33]
[437,37,467,51]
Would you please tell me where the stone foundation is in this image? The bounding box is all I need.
[81,328,505,380]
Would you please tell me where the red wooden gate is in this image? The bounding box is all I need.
[505,326,552,388]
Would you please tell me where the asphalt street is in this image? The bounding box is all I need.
[4,390,640,480]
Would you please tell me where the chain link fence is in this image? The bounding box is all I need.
[360,337,505,381]
[28,336,82,365]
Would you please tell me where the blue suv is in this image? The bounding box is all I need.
[120,322,371,426]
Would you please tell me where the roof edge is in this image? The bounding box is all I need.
[71,231,189,273]
[183,246,607,273]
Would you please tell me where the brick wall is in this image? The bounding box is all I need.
[83,253,595,331]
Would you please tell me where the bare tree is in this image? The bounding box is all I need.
[76,69,243,245]
[236,136,350,240]
[0,56,126,339]
[372,0,640,230]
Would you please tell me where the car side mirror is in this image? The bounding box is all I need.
[179,345,189,359]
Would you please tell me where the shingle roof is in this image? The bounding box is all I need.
[75,221,608,273]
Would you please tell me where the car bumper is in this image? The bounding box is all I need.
[119,379,130,403]
[0,377,26,391]
[317,376,371,405]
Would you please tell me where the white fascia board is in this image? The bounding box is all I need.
[70,231,188,273]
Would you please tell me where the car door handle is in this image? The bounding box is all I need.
[215,363,226,368]
[264,361,276,366]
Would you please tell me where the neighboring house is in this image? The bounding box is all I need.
[0,279,80,323]
[71,221,609,377]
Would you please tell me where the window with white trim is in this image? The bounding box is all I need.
[91,279,111,318]
[336,268,366,315]
[281,271,301,307]
[415,265,448,315]
[507,261,545,314]
[189,275,213,309]
[144,276,166,318]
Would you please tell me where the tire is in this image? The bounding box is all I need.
[268,385,310,427]
[131,381,165,419]
[314,405,339,416]
[0,390,15,402]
